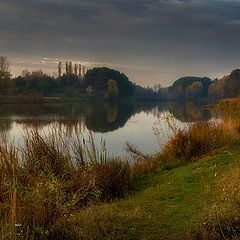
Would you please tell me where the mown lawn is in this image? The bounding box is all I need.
[53,147,240,239]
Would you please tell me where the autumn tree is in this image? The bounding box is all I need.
[208,69,240,99]
[86,85,93,96]
[186,81,203,99]
[208,78,226,98]
[170,76,211,100]
[223,69,240,98]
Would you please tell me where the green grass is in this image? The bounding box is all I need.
[53,147,240,239]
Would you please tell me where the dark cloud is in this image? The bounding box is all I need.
[0,0,240,86]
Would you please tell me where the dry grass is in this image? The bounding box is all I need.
[125,142,158,174]
[215,98,240,119]
[199,164,240,239]
[161,119,240,162]
[1,101,240,239]
[0,129,134,239]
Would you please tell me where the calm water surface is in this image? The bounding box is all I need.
[0,101,211,157]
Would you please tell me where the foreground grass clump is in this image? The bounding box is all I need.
[199,163,240,239]
[161,119,240,162]
[0,130,133,239]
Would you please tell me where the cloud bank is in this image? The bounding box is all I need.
[0,0,240,86]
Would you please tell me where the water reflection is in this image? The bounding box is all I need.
[0,119,12,135]
[0,101,212,155]
[167,102,212,122]
[84,102,134,132]
[0,101,212,133]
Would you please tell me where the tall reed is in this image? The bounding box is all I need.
[0,128,133,239]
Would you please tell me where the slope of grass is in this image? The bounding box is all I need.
[51,147,240,239]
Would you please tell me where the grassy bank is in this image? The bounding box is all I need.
[0,103,240,239]
[52,147,240,239]
[48,116,240,239]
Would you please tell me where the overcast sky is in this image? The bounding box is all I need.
[0,0,240,86]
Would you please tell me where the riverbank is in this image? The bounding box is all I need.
[44,116,240,239]
[0,95,92,104]
[1,141,239,239]
[53,147,240,239]
[0,104,239,239]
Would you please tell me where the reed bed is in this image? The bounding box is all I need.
[0,129,133,239]
[215,98,240,119]
[163,119,239,160]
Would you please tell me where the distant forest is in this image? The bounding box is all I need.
[0,56,240,101]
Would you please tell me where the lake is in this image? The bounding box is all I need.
[0,101,211,157]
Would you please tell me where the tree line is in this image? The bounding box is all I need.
[0,56,239,101]
[134,72,240,101]
[166,70,240,100]
[0,57,135,99]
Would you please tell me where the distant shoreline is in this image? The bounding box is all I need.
[0,95,90,104]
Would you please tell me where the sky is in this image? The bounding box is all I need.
[0,0,240,87]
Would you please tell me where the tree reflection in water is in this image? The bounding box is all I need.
[0,101,212,136]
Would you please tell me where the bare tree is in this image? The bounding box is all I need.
[0,56,10,72]
[78,64,82,79]
[82,66,86,76]
[65,61,69,75]
[22,69,30,78]
[69,61,73,75]
[0,57,11,94]
[58,61,62,77]
[74,63,78,77]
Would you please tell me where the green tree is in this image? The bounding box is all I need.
[84,67,134,97]
[0,71,12,95]
[186,81,203,99]
[170,76,211,100]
